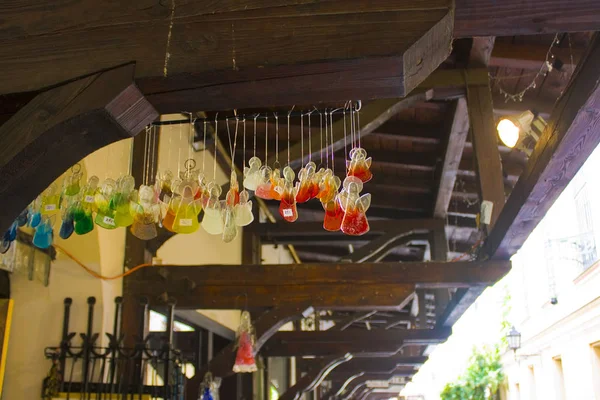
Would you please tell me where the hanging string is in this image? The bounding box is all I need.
[319,110,323,166]
[330,110,336,174]
[150,125,157,184]
[253,115,258,159]
[188,112,193,163]
[274,113,279,166]
[324,110,329,169]
[142,125,149,185]
[167,118,173,172]
[300,112,304,165]
[242,118,247,170]
[308,110,312,163]
[202,121,207,173]
[226,116,239,171]
[177,121,182,177]
[264,115,268,167]
[343,108,348,165]
[213,113,218,182]
[356,101,362,148]
[287,107,294,166]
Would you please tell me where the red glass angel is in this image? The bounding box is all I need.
[339,176,371,236]
[254,166,273,200]
[233,311,257,373]
[295,162,317,203]
[279,166,298,223]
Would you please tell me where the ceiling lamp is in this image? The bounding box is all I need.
[496,111,546,156]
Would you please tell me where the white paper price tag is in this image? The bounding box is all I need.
[85,195,95,203]
[103,216,115,226]
[178,219,193,227]
[44,204,57,212]
[282,208,293,217]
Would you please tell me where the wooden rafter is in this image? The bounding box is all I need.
[490,42,583,70]
[433,98,470,218]
[123,261,510,309]
[263,328,451,357]
[484,33,600,260]
[454,0,600,37]
[0,64,157,232]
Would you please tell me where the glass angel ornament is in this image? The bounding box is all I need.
[130,185,161,240]
[0,222,16,254]
[201,183,224,235]
[268,167,283,201]
[41,183,62,218]
[221,205,237,243]
[94,179,118,229]
[316,169,341,204]
[346,147,373,183]
[200,373,216,400]
[254,166,273,200]
[339,177,371,236]
[234,190,254,227]
[279,166,298,223]
[161,193,178,233]
[16,208,28,227]
[323,197,344,232]
[233,311,257,373]
[226,171,240,207]
[71,176,99,236]
[63,164,83,197]
[243,156,262,191]
[295,162,317,203]
[59,198,76,240]
[111,175,136,227]
[155,170,175,202]
[33,216,55,249]
[28,197,42,228]
[179,159,203,200]
[172,184,203,234]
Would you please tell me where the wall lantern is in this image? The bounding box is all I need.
[497,111,546,156]
[506,325,521,354]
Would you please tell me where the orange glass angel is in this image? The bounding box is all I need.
[279,166,298,223]
[339,176,371,236]
[346,147,373,183]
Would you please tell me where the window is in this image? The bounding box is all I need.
[553,357,566,400]
[574,182,597,271]
[149,310,195,332]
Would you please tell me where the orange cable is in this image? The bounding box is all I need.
[53,243,153,281]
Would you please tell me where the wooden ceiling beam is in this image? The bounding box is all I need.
[484,33,600,260]
[490,42,583,70]
[2,2,454,103]
[262,328,451,357]
[123,261,510,309]
[0,64,157,232]
[433,98,470,218]
[454,0,600,37]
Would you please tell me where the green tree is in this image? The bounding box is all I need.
[440,345,504,400]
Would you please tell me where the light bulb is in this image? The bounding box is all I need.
[497,118,520,148]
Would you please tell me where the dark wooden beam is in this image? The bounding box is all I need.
[0,64,157,232]
[454,0,600,37]
[490,42,583,70]
[279,354,352,400]
[484,33,600,260]
[467,80,506,229]
[433,98,470,218]
[281,93,432,169]
[262,328,451,357]
[1,2,453,100]
[123,261,510,309]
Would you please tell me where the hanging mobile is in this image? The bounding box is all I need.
[243,115,262,191]
[223,116,241,243]
[347,101,373,182]
[254,115,274,200]
[232,311,258,373]
[201,115,225,235]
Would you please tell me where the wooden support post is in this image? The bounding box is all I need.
[0,64,157,232]
[484,33,600,260]
[467,80,506,230]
